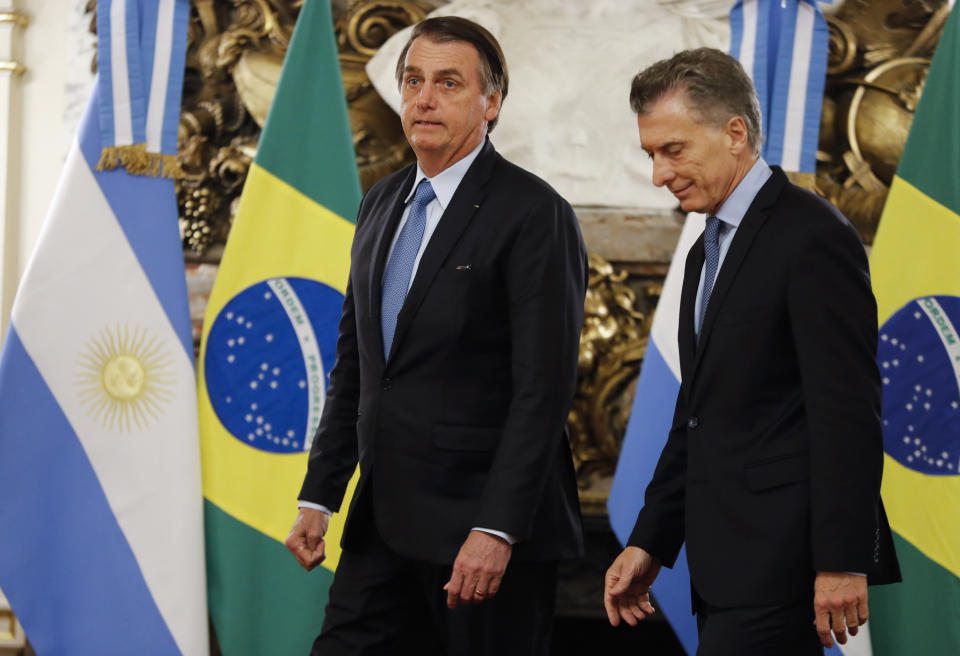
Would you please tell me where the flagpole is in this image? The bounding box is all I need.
[0,8,28,343]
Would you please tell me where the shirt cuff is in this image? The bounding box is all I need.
[471,527,517,545]
[298,500,333,516]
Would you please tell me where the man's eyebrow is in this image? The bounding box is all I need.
[403,66,464,79]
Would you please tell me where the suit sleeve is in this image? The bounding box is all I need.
[297,200,367,511]
[787,215,884,574]
[626,389,688,568]
[471,194,586,540]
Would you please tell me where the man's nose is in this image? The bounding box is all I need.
[651,156,674,188]
[416,84,436,109]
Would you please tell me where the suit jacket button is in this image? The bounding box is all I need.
[382,377,392,391]
[687,416,699,429]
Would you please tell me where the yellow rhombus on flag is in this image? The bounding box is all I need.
[867,3,960,655]
[197,1,361,653]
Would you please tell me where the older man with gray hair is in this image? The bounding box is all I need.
[287,15,586,656]
[604,48,900,655]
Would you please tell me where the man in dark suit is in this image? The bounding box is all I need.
[603,49,900,654]
[284,16,586,655]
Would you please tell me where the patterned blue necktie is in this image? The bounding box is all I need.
[381,179,436,357]
[699,215,721,334]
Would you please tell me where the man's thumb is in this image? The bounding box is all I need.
[608,566,632,595]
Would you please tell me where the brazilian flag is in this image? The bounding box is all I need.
[868,4,960,654]
[197,0,361,652]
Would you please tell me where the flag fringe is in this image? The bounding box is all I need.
[96,145,184,179]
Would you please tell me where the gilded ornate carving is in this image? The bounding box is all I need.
[817,1,949,243]
[569,255,660,513]
[336,1,433,190]
[340,0,427,57]
[150,0,431,257]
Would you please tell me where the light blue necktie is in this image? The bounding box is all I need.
[699,215,721,334]
[381,179,436,357]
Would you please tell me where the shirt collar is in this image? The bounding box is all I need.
[713,156,772,229]
[405,139,486,210]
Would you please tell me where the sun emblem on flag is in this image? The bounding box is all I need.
[75,324,176,431]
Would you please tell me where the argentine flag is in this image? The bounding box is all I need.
[730,0,830,173]
[608,212,704,654]
[609,3,865,654]
[0,1,207,653]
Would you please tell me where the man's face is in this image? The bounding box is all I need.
[399,37,501,171]
[637,90,746,215]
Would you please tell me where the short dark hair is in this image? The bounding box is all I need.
[395,16,509,132]
[629,48,763,153]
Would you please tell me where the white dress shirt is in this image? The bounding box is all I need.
[693,157,772,338]
[299,141,517,545]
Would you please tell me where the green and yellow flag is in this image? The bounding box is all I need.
[868,4,960,654]
[197,0,361,652]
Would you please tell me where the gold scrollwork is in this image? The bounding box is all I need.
[344,1,427,57]
[817,0,949,245]
[147,1,430,257]
[569,255,660,513]
[826,15,858,76]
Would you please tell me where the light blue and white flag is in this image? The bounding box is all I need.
[96,0,189,176]
[608,212,705,655]
[0,1,207,654]
[730,0,830,173]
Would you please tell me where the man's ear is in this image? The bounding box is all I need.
[726,115,750,155]
[484,90,503,123]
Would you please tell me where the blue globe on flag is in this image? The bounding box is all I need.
[878,295,960,476]
[205,278,344,453]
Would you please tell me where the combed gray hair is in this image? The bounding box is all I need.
[629,48,763,154]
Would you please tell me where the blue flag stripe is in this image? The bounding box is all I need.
[139,0,160,145]
[78,82,193,361]
[753,2,771,139]
[95,1,118,147]
[729,2,745,60]
[144,0,191,155]
[764,0,800,168]
[608,340,698,654]
[162,1,191,154]
[732,0,827,172]
[0,327,181,655]
[124,0,147,145]
[802,12,829,171]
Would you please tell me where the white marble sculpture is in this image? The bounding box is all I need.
[366,0,732,209]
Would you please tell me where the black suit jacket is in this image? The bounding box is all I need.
[628,167,901,608]
[299,140,586,564]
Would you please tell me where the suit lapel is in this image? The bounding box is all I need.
[368,167,415,361]
[692,168,788,378]
[386,141,497,365]
[678,232,703,383]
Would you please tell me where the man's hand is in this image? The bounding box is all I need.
[443,531,513,609]
[285,508,329,571]
[604,546,661,627]
[814,571,869,648]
